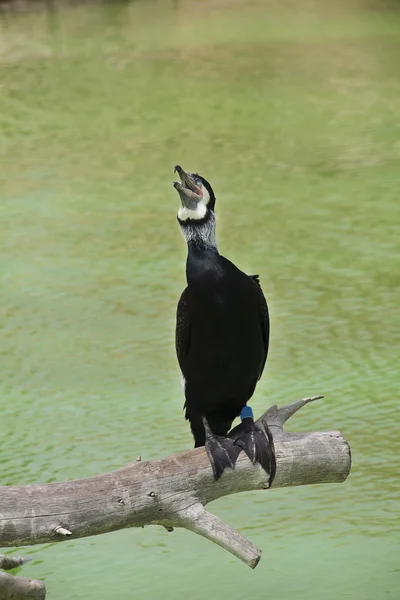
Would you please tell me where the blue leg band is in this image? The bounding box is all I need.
[240,405,254,421]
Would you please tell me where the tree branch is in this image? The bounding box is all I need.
[0,397,351,598]
[0,556,31,570]
[0,556,45,600]
[177,503,262,568]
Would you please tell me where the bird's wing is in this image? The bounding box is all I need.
[250,274,270,379]
[175,287,191,373]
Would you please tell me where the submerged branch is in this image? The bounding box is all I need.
[0,555,31,570]
[0,555,45,600]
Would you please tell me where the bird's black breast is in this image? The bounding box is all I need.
[176,249,269,417]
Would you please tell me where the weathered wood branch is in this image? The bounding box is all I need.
[0,555,45,600]
[0,572,46,600]
[0,397,351,599]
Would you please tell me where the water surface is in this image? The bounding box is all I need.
[0,1,399,598]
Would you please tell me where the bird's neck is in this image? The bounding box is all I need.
[180,212,218,254]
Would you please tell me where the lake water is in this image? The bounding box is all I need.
[0,1,399,598]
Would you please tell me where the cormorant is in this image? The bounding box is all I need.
[173,165,275,482]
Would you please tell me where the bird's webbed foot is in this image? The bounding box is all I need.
[229,406,275,481]
[202,417,241,480]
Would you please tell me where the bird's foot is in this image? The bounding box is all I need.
[229,406,275,482]
[202,417,241,480]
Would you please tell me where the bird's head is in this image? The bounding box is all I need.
[173,165,217,249]
[173,165,216,223]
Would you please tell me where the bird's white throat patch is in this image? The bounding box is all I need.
[178,201,208,222]
[179,209,217,249]
[201,186,211,207]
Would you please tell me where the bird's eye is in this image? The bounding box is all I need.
[195,177,202,186]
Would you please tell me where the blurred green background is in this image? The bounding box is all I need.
[0,0,399,598]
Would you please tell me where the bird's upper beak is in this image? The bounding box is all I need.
[173,165,203,209]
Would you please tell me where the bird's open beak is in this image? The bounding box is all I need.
[173,165,203,209]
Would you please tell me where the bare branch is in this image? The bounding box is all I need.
[0,397,351,598]
[177,503,261,568]
[0,555,31,570]
[260,395,324,428]
[54,527,72,537]
[0,572,46,600]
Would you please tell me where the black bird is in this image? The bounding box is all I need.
[173,165,275,482]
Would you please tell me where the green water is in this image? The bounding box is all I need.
[0,0,399,598]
